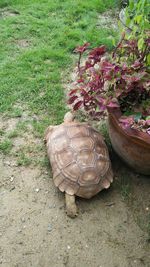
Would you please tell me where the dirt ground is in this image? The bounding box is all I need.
[0,112,150,267]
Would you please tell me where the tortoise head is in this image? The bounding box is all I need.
[64,112,75,123]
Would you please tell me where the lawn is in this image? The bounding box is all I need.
[0,0,118,135]
[0,2,150,266]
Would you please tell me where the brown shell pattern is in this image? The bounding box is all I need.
[46,123,113,198]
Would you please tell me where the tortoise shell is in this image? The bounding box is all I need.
[46,122,113,199]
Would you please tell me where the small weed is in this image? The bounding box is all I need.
[7,108,23,118]
[16,121,29,133]
[32,121,46,138]
[7,129,18,138]
[22,143,44,155]
[17,151,31,166]
[0,129,5,136]
[37,156,50,169]
[121,183,131,200]
[136,215,150,240]
[0,139,13,154]
[98,121,112,148]
[116,171,132,200]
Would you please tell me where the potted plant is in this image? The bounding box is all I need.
[68,35,150,175]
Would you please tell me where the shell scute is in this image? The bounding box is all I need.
[55,176,79,195]
[76,149,96,168]
[78,169,100,186]
[96,156,110,177]
[56,148,74,169]
[53,135,68,152]
[70,136,94,151]
[77,184,101,199]
[90,129,105,144]
[51,126,65,140]
[62,162,81,182]
[66,124,89,138]
[53,174,64,187]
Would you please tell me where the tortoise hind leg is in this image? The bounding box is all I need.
[65,193,78,218]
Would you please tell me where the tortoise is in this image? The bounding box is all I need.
[45,112,113,217]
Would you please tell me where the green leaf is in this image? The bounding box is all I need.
[143,20,150,30]
[135,15,143,24]
[129,0,134,10]
[147,54,150,66]
[138,37,144,50]
[126,17,131,26]
[123,110,134,116]
[112,37,116,47]
[134,112,142,122]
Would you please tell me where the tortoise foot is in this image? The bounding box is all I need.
[65,193,78,218]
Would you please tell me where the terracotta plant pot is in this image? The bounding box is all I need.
[107,109,150,175]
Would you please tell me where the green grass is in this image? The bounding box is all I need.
[0,139,13,154]
[0,129,5,136]
[7,107,23,118]
[116,170,132,200]
[16,151,32,166]
[0,0,119,137]
[7,129,18,138]
[16,121,29,132]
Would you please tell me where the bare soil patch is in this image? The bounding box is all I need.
[97,10,119,30]
[15,39,30,48]
[0,9,20,18]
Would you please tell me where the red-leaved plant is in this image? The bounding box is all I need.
[68,35,150,134]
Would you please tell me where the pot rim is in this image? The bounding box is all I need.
[108,108,150,146]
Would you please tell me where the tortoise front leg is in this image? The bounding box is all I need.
[65,193,78,218]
